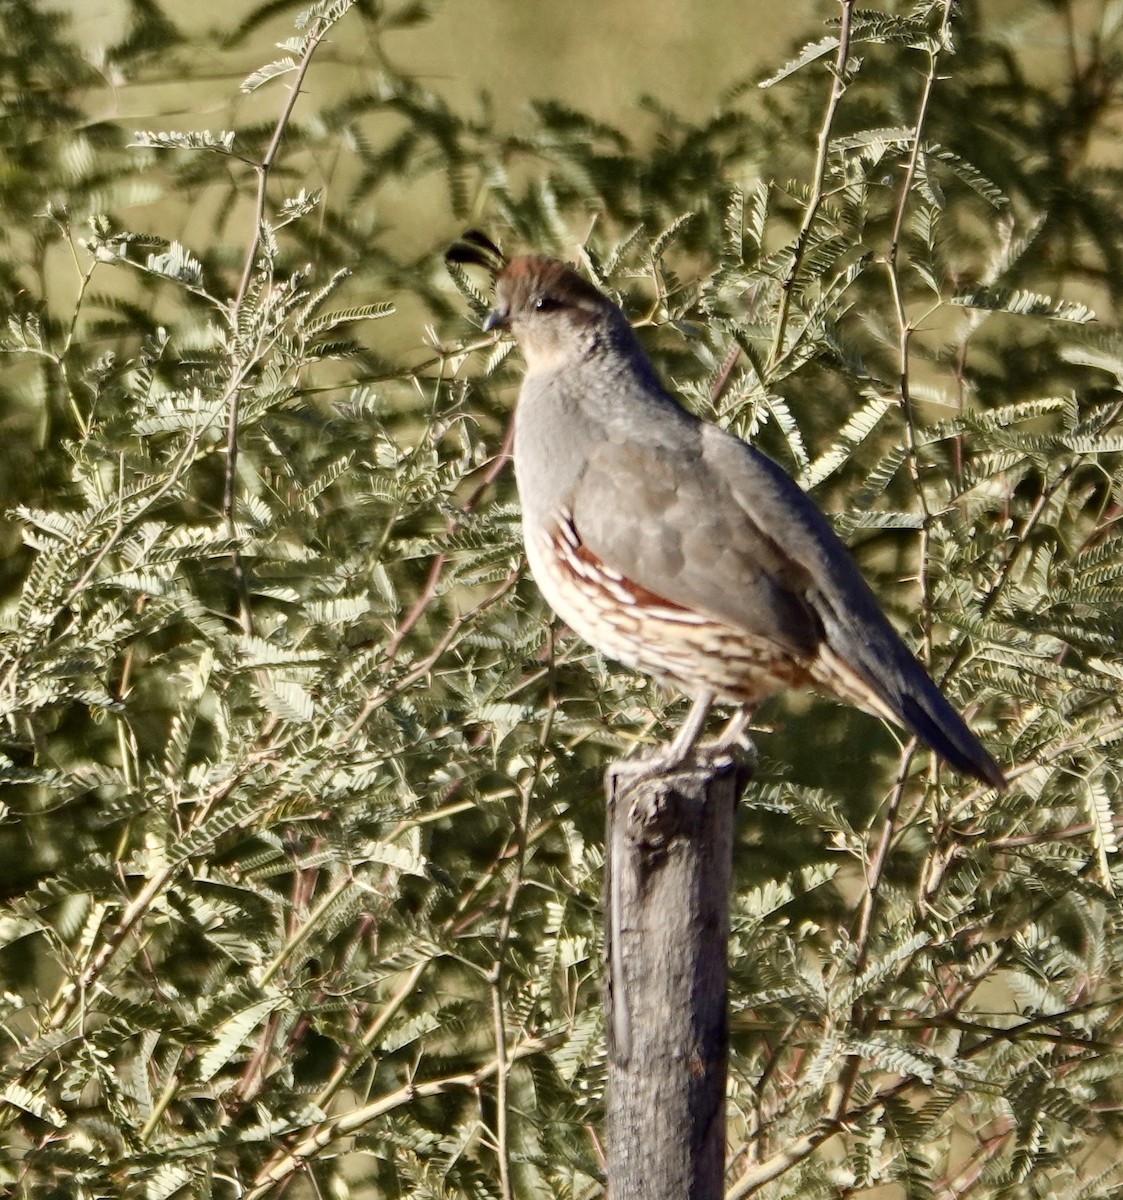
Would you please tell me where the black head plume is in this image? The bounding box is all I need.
[446,229,508,274]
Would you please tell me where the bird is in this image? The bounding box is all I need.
[448,231,1006,790]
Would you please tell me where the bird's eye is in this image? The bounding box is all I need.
[534,294,563,312]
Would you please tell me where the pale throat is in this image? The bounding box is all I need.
[518,333,580,376]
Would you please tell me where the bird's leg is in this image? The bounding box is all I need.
[608,689,715,792]
[660,689,715,769]
[699,703,758,791]
[709,703,755,753]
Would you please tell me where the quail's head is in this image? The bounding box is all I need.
[485,257,621,373]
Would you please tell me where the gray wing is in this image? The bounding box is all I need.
[570,422,829,661]
[571,418,1004,787]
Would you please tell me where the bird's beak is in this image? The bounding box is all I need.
[483,306,509,333]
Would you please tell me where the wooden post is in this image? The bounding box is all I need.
[604,750,749,1200]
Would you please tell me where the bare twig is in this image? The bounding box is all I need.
[224,13,339,637]
[383,415,516,663]
[47,738,281,1030]
[726,989,1119,1197]
[767,0,855,372]
[487,687,554,1199]
[244,1035,563,1199]
[344,566,520,739]
[232,22,333,310]
[811,0,961,1148]
[488,788,529,1200]
[311,958,432,1113]
[883,0,956,652]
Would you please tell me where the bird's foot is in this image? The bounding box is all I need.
[606,747,690,794]
[606,701,758,801]
[698,719,758,776]
[606,731,755,801]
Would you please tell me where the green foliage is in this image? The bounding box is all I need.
[2,0,1123,1197]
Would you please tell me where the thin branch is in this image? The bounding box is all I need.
[883,0,956,655]
[224,15,337,637]
[51,211,101,439]
[61,422,210,610]
[244,1035,563,1199]
[727,996,1092,1198]
[812,6,974,1143]
[826,0,960,1103]
[312,957,433,1112]
[488,848,518,1200]
[487,691,553,1199]
[731,866,1123,1196]
[767,0,854,371]
[933,1128,1012,1200]
[257,875,351,990]
[382,415,516,663]
[344,566,520,740]
[46,741,280,1030]
[233,24,332,311]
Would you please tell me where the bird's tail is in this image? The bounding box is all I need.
[816,641,1006,789]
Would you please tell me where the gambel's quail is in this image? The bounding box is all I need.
[451,232,1005,789]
